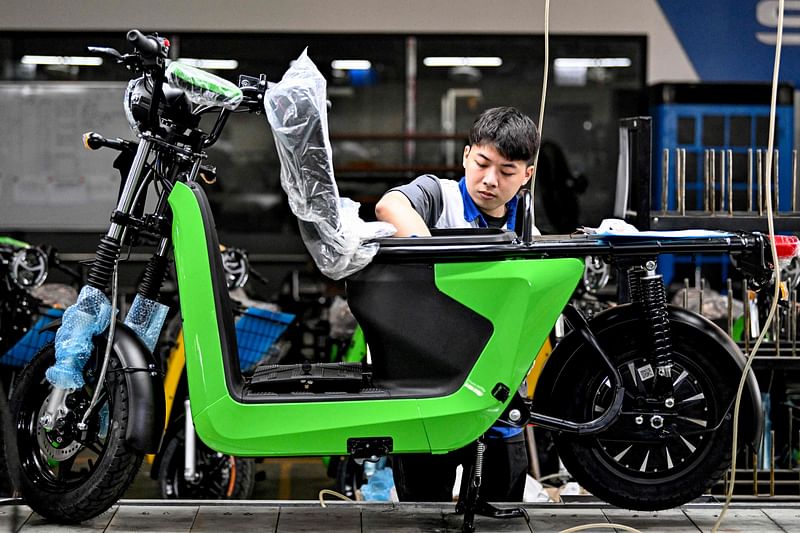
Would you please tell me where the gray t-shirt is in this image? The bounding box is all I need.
[390,174,511,230]
[389,174,444,227]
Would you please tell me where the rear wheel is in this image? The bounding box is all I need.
[544,317,735,510]
[6,342,143,523]
[157,424,255,499]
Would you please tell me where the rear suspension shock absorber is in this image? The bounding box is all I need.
[626,265,646,303]
[640,259,674,385]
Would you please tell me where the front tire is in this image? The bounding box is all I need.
[6,342,143,523]
[540,314,736,510]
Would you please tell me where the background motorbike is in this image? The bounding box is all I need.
[0,238,78,378]
[151,246,293,499]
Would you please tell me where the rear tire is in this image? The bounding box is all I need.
[541,315,735,510]
[157,425,255,499]
[6,342,143,523]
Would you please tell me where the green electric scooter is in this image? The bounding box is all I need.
[5,30,779,532]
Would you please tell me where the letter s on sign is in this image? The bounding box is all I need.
[757,0,800,44]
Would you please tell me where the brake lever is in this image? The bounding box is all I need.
[87,46,123,61]
[87,46,144,72]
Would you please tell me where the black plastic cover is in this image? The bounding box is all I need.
[346,262,493,397]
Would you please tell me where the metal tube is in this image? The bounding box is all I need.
[720,149,727,213]
[710,149,716,214]
[184,399,197,481]
[727,149,734,215]
[758,149,764,216]
[662,148,669,212]
[793,289,797,357]
[680,148,687,215]
[793,149,798,212]
[699,278,705,315]
[675,148,682,214]
[727,278,734,336]
[704,149,710,212]
[107,137,153,242]
[774,149,780,211]
[770,429,776,496]
[744,284,750,354]
[776,294,782,356]
[753,451,759,496]
[748,148,754,212]
[684,278,690,308]
[525,426,541,479]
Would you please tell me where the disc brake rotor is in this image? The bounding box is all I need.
[36,395,82,461]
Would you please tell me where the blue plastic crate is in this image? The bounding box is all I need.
[2,307,64,368]
[235,307,294,372]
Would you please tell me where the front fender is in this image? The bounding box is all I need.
[43,319,165,453]
[535,303,763,449]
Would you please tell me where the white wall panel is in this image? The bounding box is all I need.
[2,0,697,83]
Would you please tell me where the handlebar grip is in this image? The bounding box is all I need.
[126,29,160,58]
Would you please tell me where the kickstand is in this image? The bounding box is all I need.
[454,439,530,533]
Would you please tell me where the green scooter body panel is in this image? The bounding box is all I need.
[169,182,426,455]
[420,259,584,452]
[169,182,583,456]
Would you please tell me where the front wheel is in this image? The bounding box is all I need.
[6,342,143,523]
[541,315,737,510]
[157,425,255,499]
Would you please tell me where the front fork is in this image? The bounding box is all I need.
[43,137,162,428]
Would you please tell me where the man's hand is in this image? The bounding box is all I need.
[375,191,431,237]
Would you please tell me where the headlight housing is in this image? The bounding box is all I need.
[123,76,150,136]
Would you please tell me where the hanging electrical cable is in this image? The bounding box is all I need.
[713,1,785,531]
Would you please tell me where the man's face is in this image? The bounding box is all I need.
[463,143,533,218]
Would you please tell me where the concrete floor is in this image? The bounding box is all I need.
[4,501,800,532]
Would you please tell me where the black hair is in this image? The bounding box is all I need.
[468,106,540,164]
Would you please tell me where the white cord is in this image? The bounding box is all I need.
[712,1,785,531]
[318,488,353,507]
[532,0,550,181]
[559,524,642,533]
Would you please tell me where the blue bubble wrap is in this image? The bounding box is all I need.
[46,285,112,389]
[359,466,395,502]
[123,294,168,353]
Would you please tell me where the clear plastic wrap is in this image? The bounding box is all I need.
[264,49,395,280]
[328,295,357,341]
[166,61,243,110]
[46,285,112,389]
[123,294,169,353]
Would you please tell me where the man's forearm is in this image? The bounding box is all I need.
[375,192,432,237]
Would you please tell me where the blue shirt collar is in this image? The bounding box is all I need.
[458,177,518,230]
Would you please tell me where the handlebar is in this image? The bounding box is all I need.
[126,29,162,59]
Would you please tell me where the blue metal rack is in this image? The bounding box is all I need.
[649,83,795,288]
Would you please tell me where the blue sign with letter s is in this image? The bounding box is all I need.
[657,0,800,83]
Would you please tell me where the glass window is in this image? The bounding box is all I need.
[0,31,645,235]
